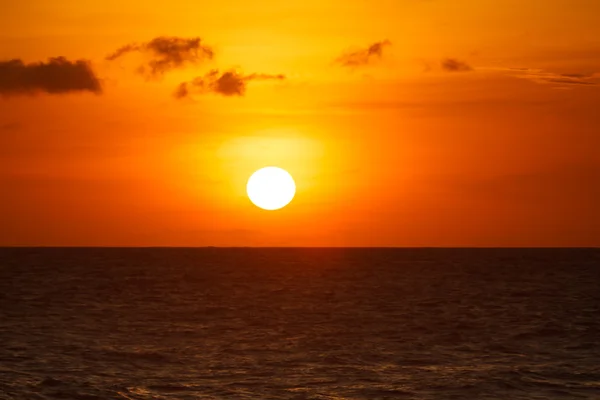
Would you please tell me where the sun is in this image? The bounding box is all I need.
[247,167,296,210]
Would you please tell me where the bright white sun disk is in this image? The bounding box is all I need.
[246,167,296,210]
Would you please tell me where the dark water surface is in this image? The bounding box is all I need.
[1,248,599,399]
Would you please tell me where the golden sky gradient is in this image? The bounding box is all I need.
[1,0,600,246]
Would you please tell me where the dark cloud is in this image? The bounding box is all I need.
[441,58,473,72]
[0,57,102,96]
[106,36,214,77]
[174,69,285,98]
[1,122,20,131]
[335,40,392,67]
[507,68,598,86]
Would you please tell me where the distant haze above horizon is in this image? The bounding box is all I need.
[1,0,599,246]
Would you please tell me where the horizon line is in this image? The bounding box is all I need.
[0,246,599,249]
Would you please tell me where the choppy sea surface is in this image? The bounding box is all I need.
[0,248,599,399]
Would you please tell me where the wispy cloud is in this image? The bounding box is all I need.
[335,40,392,67]
[0,57,102,96]
[174,69,285,98]
[435,58,598,87]
[507,68,598,86]
[106,36,214,77]
[441,58,473,72]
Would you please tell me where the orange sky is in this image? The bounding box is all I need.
[1,0,599,246]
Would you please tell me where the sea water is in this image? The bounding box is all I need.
[1,248,599,399]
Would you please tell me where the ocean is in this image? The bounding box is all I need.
[0,248,599,399]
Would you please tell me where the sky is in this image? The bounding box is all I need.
[1,0,599,246]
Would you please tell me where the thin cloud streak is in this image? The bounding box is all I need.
[437,60,598,86]
[508,68,598,86]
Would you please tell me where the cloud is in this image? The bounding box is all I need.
[106,36,214,77]
[508,68,598,86]
[1,122,20,131]
[0,57,102,96]
[335,40,392,67]
[441,58,473,72]
[174,69,285,98]
[434,60,598,86]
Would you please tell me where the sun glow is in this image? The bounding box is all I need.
[246,167,296,210]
